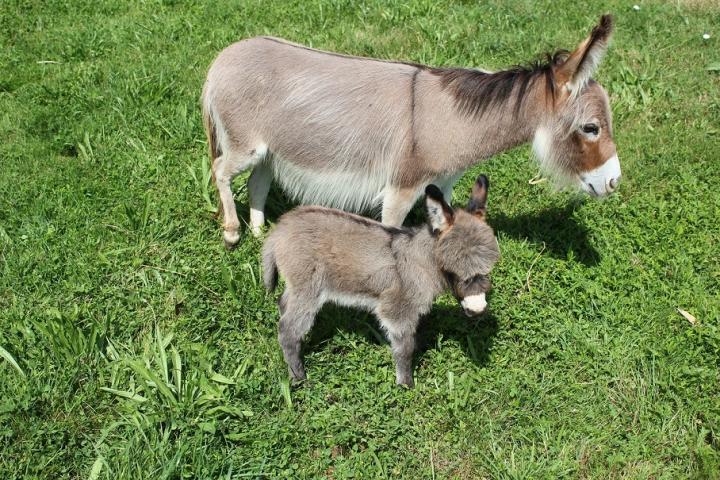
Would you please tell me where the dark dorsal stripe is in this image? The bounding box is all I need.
[261,36,563,120]
[295,206,414,236]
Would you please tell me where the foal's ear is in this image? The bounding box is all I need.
[466,175,489,218]
[425,185,454,232]
[554,14,613,94]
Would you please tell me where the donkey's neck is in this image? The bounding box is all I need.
[417,66,549,172]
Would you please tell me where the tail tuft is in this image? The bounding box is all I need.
[262,238,278,291]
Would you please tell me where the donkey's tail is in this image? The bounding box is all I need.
[262,236,279,292]
[201,83,222,165]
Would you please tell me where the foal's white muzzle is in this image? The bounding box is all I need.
[461,293,487,317]
[581,155,621,197]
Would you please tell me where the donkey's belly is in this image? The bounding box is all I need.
[271,156,388,213]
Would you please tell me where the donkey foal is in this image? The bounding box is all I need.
[262,176,500,387]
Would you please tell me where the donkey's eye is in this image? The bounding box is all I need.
[581,123,599,135]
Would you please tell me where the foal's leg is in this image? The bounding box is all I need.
[278,288,320,382]
[212,148,265,248]
[381,185,422,227]
[377,310,420,387]
[247,161,273,236]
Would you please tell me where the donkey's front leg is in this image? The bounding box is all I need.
[435,173,463,204]
[381,185,422,227]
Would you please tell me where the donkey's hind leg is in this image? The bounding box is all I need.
[212,147,265,248]
[277,288,320,382]
[248,161,272,236]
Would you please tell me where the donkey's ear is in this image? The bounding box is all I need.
[425,184,454,232]
[555,14,613,94]
[466,175,489,218]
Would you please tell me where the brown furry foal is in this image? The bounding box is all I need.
[262,176,500,387]
[204,15,620,248]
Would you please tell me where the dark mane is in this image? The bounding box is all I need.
[429,51,567,118]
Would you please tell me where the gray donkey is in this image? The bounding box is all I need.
[262,176,500,387]
[204,15,619,248]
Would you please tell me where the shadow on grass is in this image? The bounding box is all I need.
[491,204,600,266]
[304,300,498,373]
[249,186,598,266]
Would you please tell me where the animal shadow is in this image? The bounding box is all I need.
[304,300,498,376]
[491,204,600,266]
[416,303,498,369]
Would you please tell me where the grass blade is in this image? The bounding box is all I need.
[100,387,148,403]
[279,378,292,409]
[171,345,182,397]
[88,455,104,480]
[0,345,25,377]
[128,360,177,405]
[155,324,169,385]
[210,372,235,385]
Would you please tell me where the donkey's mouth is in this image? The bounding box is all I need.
[579,155,622,197]
[585,182,600,197]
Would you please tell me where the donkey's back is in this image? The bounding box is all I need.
[203,37,415,247]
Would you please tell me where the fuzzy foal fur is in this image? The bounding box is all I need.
[262,177,500,387]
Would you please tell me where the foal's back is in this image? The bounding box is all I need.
[267,206,399,294]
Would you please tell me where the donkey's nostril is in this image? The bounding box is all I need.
[608,177,620,191]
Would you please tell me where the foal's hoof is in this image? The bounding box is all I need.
[223,230,240,249]
[396,378,415,389]
[291,377,311,389]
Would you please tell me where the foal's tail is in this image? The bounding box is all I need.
[262,235,279,292]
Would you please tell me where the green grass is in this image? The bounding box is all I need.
[1,0,719,478]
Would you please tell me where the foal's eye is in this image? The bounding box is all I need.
[581,123,599,135]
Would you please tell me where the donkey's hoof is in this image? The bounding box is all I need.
[250,225,264,238]
[223,230,240,249]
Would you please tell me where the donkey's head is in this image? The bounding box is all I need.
[426,176,500,317]
[534,14,620,197]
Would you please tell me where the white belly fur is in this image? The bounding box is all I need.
[271,156,388,213]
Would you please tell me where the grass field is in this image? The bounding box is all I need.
[1,0,719,478]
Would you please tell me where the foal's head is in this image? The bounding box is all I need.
[426,176,500,317]
[534,15,620,197]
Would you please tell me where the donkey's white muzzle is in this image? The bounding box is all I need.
[581,154,621,196]
[461,293,487,316]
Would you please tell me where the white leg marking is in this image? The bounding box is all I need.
[213,144,268,245]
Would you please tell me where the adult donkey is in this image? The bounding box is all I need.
[203,15,620,248]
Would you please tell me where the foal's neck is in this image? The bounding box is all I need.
[395,226,447,298]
